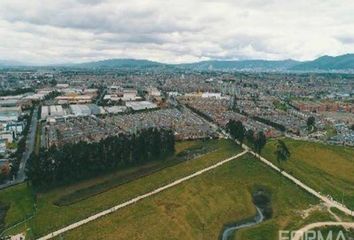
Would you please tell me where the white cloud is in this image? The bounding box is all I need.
[0,0,354,64]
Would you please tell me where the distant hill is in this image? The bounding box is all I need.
[2,53,354,72]
[177,59,299,71]
[69,53,354,72]
[290,54,354,71]
[0,60,28,67]
[74,59,163,69]
[74,58,299,71]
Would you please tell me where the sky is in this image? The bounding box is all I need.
[0,0,354,65]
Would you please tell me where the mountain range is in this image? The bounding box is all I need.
[2,54,354,72]
[66,53,354,72]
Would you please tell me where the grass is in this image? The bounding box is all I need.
[323,124,337,139]
[54,140,219,206]
[0,184,34,233]
[330,207,354,222]
[312,226,354,239]
[0,139,242,238]
[60,154,333,240]
[262,138,354,209]
[0,202,10,231]
[273,100,288,112]
[2,138,350,239]
[34,122,41,155]
[6,142,17,150]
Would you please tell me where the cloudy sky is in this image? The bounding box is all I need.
[1,0,354,64]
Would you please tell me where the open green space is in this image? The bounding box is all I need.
[61,154,333,240]
[0,139,241,239]
[54,140,219,206]
[273,100,288,111]
[0,184,34,233]
[311,226,354,240]
[262,138,354,209]
[2,138,350,239]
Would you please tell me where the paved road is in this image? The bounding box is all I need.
[0,107,38,190]
[18,107,38,181]
[37,150,249,240]
[291,222,354,240]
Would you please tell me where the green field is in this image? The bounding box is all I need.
[0,139,243,238]
[1,138,350,239]
[60,153,332,240]
[313,226,354,239]
[262,138,354,209]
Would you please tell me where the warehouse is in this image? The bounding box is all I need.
[125,101,158,111]
[0,110,19,122]
[70,104,92,116]
[105,106,127,114]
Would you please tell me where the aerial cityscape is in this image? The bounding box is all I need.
[0,1,354,240]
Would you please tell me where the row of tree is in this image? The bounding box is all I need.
[226,120,267,153]
[26,127,175,189]
[0,88,34,97]
[226,119,291,164]
[251,116,286,132]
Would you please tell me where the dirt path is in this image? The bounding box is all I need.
[291,222,354,240]
[37,150,248,240]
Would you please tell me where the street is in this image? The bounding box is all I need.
[0,107,38,189]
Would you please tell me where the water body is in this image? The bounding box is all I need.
[221,207,265,240]
[221,190,272,240]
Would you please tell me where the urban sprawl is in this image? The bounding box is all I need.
[0,69,353,185]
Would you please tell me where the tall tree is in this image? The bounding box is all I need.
[226,120,246,144]
[254,131,267,154]
[27,127,176,188]
[275,140,290,164]
[307,116,315,131]
[245,129,255,144]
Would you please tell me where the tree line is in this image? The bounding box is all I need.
[0,88,34,97]
[251,116,286,132]
[226,119,291,164]
[26,127,175,189]
[226,120,267,153]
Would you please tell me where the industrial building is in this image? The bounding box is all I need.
[41,105,65,119]
[104,106,127,114]
[70,104,106,116]
[125,101,158,111]
[0,107,21,122]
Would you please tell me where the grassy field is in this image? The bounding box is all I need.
[314,226,354,239]
[60,154,333,240]
[54,140,219,206]
[2,138,349,239]
[0,184,34,231]
[262,138,354,209]
[0,139,242,238]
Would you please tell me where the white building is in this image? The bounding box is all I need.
[0,139,6,155]
[202,92,222,99]
[70,104,92,116]
[56,83,69,88]
[122,89,137,101]
[0,132,14,143]
[146,87,161,97]
[41,106,49,120]
[105,106,127,114]
[126,101,158,111]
